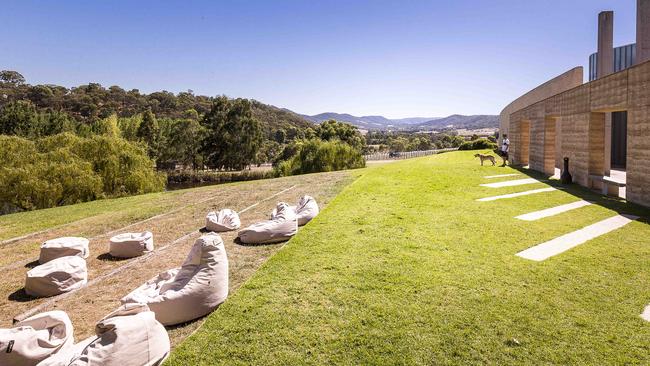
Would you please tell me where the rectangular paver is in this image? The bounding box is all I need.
[484,174,521,179]
[480,178,539,188]
[477,187,556,202]
[516,214,638,261]
[515,200,592,221]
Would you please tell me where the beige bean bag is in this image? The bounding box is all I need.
[0,311,73,366]
[272,196,319,226]
[25,256,88,297]
[109,231,154,258]
[205,209,241,232]
[37,303,169,366]
[120,233,229,326]
[239,202,298,244]
[39,237,90,264]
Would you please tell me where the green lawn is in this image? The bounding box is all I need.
[168,151,650,365]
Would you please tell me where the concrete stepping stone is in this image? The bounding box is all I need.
[642,304,650,322]
[516,214,638,261]
[484,174,521,179]
[480,178,539,188]
[477,188,556,202]
[515,200,592,221]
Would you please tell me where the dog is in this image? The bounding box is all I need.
[474,153,496,166]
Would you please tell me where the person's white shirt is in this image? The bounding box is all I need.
[501,138,510,152]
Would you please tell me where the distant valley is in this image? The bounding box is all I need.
[299,112,498,131]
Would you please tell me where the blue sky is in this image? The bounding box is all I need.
[1,1,638,118]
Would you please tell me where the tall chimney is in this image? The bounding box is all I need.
[637,0,650,64]
[597,11,614,78]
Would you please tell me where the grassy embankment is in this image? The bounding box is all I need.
[0,170,358,348]
[168,150,650,365]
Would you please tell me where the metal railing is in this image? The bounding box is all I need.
[364,148,458,161]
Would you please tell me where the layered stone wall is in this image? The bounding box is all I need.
[508,60,650,207]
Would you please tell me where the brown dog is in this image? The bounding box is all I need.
[474,153,496,166]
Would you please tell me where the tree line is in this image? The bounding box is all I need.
[0,70,366,212]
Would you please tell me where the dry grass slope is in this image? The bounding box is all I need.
[0,170,358,348]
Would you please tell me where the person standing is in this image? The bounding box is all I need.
[500,134,510,166]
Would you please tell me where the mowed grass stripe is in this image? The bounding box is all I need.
[168,151,650,365]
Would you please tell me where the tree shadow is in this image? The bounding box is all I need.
[8,288,37,303]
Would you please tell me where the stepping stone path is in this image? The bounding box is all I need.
[484,174,521,179]
[515,200,592,221]
[480,178,539,188]
[477,188,556,202]
[515,214,638,261]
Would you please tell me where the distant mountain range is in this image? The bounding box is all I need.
[299,112,498,131]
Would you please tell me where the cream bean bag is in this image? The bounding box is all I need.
[39,237,89,264]
[120,233,229,326]
[272,196,319,226]
[0,311,73,366]
[37,303,169,366]
[25,256,88,297]
[205,209,241,232]
[239,202,298,244]
[109,231,154,258]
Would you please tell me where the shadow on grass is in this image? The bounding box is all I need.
[24,260,40,269]
[8,288,36,303]
[510,165,650,222]
[164,310,214,331]
[234,237,287,247]
[96,253,129,262]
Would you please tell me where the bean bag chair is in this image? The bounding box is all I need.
[239,202,298,244]
[25,256,88,297]
[109,231,154,258]
[205,209,241,232]
[0,311,73,366]
[37,303,169,366]
[272,196,319,226]
[120,233,229,326]
[39,237,90,264]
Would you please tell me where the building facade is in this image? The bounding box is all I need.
[500,0,650,208]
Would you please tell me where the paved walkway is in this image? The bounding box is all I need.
[516,214,638,261]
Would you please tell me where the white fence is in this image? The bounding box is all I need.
[364,148,458,161]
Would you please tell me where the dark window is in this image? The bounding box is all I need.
[611,111,627,170]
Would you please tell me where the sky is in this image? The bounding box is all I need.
[0,0,639,118]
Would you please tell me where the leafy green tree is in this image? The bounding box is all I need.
[201,96,263,170]
[388,136,409,152]
[93,114,121,137]
[274,129,286,143]
[137,109,160,159]
[275,139,365,176]
[118,114,142,141]
[0,100,39,137]
[159,118,205,169]
[314,120,365,151]
[0,133,164,212]
[39,110,76,136]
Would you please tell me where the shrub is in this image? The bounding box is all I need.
[0,133,165,212]
[458,138,497,151]
[275,139,365,176]
[166,169,278,190]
